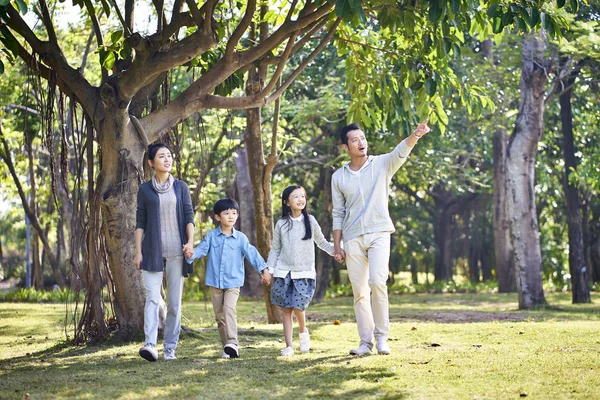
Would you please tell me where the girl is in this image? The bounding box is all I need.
[134,143,195,361]
[266,185,335,356]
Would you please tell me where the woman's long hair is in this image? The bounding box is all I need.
[281,185,311,240]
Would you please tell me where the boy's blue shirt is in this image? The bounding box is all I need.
[186,226,266,289]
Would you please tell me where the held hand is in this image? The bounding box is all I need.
[134,253,142,270]
[261,270,272,286]
[413,119,431,138]
[182,242,194,259]
[334,248,346,263]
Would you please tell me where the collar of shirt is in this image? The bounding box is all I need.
[291,214,304,222]
[217,225,238,238]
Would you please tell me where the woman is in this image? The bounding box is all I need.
[134,143,194,361]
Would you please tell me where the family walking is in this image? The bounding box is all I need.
[134,121,430,361]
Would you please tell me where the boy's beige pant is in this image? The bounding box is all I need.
[344,232,391,346]
[210,287,240,346]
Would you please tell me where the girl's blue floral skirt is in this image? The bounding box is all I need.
[270,273,315,311]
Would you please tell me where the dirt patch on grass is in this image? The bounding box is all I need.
[244,311,529,324]
[391,311,529,323]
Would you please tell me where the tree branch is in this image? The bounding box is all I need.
[38,0,58,44]
[118,29,218,100]
[82,0,107,81]
[139,3,335,140]
[195,16,340,110]
[108,0,131,36]
[225,0,256,60]
[264,78,282,189]
[2,8,101,119]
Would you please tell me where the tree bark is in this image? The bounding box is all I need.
[97,111,155,338]
[235,147,263,297]
[314,164,335,302]
[433,205,454,281]
[505,32,547,309]
[493,130,516,292]
[245,65,280,323]
[559,61,590,303]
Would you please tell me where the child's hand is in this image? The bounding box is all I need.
[182,242,194,259]
[334,248,346,263]
[261,270,272,286]
[183,248,194,259]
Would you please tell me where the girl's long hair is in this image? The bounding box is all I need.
[281,185,311,240]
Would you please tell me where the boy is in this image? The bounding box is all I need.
[184,198,271,358]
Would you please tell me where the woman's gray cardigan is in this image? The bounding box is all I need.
[136,179,195,276]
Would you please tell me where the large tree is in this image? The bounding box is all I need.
[0,0,567,339]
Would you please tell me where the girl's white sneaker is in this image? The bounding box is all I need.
[299,328,311,352]
[280,346,295,357]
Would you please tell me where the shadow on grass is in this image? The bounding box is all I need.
[0,335,408,399]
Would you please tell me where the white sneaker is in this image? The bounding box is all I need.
[299,328,311,352]
[221,351,231,359]
[280,346,294,357]
[139,343,158,362]
[376,338,391,355]
[164,348,177,360]
[349,342,372,356]
[224,343,240,358]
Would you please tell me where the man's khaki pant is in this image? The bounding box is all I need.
[209,287,240,346]
[345,232,391,346]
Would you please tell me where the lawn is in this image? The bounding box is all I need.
[1,292,599,399]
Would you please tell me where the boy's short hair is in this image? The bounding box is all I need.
[213,198,239,215]
[340,123,362,145]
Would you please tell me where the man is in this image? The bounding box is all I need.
[332,121,430,355]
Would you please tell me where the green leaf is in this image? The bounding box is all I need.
[517,6,531,27]
[569,0,579,12]
[557,0,566,8]
[0,59,4,74]
[335,0,353,21]
[424,34,432,52]
[405,14,415,37]
[501,11,514,28]
[433,96,449,125]
[15,0,27,14]
[100,50,116,70]
[492,16,503,34]
[119,45,131,59]
[429,0,444,23]
[0,0,9,6]
[515,17,527,31]
[530,8,540,27]
[110,30,123,43]
[443,38,452,54]
[450,0,460,14]
[486,3,500,18]
[426,78,437,96]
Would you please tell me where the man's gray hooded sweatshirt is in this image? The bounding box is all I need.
[332,139,413,242]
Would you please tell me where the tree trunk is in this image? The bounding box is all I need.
[97,111,156,338]
[433,203,454,281]
[505,32,547,309]
[314,165,335,302]
[559,63,590,303]
[235,147,263,298]
[411,256,419,285]
[245,66,280,323]
[468,211,481,283]
[493,130,516,292]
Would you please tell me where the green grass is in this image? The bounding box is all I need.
[1,292,599,399]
